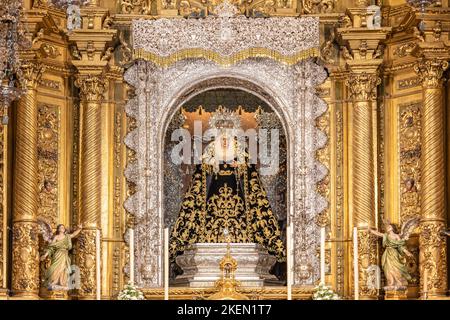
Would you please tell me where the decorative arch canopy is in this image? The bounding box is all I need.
[131,3,319,67]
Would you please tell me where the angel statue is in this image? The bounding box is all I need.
[369,217,419,290]
[38,219,82,290]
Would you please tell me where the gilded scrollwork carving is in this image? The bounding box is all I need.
[120,0,152,14]
[393,42,416,58]
[11,222,40,294]
[399,102,421,222]
[419,222,447,295]
[76,229,98,297]
[320,29,336,64]
[302,0,335,14]
[38,43,61,59]
[357,229,378,297]
[118,31,132,67]
[37,104,59,228]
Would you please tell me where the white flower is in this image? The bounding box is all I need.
[118,282,145,300]
[312,283,340,300]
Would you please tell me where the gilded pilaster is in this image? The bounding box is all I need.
[11,61,44,298]
[414,58,449,299]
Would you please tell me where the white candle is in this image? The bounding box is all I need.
[423,268,428,299]
[96,229,101,300]
[129,228,135,285]
[320,226,326,284]
[353,227,359,300]
[164,227,169,300]
[287,224,292,300]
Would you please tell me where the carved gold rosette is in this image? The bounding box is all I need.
[414,58,449,299]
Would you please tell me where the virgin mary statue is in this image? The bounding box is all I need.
[169,107,285,262]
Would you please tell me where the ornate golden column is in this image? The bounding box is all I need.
[414,58,449,299]
[11,61,44,299]
[74,75,105,299]
[337,11,391,299]
[68,2,116,299]
[346,72,380,299]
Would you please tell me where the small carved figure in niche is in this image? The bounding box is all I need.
[369,217,419,290]
[67,5,82,32]
[366,5,381,29]
[42,179,55,193]
[38,219,83,290]
[402,178,419,219]
[403,178,417,193]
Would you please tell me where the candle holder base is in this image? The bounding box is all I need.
[384,288,408,300]
[0,288,8,300]
[173,243,280,288]
[39,287,69,300]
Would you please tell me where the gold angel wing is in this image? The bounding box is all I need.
[37,217,53,243]
[400,216,420,240]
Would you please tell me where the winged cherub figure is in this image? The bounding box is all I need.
[369,216,419,290]
[38,219,82,290]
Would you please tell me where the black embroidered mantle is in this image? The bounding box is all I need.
[169,159,285,262]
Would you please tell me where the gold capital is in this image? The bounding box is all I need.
[20,62,45,90]
[346,72,381,101]
[414,59,449,89]
[75,75,106,102]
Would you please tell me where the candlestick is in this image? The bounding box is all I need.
[129,228,135,285]
[287,224,292,300]
[164,227,169,300]
[320,226,326,284]
[353,227,359,300]
[96,229,101,300]
[423,268,428,300]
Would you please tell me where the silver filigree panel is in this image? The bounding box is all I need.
[132,16,319,59]
[123,56,328,287]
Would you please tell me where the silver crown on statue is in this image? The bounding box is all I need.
[208,106,241,130]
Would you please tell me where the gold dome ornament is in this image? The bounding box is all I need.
[207,229,249,300]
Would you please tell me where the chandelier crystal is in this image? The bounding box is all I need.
[406,0,439,31]
[0,0,29,125]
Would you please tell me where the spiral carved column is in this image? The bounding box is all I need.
[414,58,449,299]
[11,62,44,298]
[74,75,105,299]
[347,72,380,299]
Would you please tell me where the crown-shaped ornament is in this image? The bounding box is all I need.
[208,106,241,130]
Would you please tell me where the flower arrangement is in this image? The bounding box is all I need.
[117,282,145,300]
[312,282,340,300]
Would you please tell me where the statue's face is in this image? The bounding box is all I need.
[220,135,229,148]
[57,225,66,234]
[386,225,393,233]
[405,179,414,190]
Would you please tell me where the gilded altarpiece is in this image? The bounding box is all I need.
[2,0,449,301]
